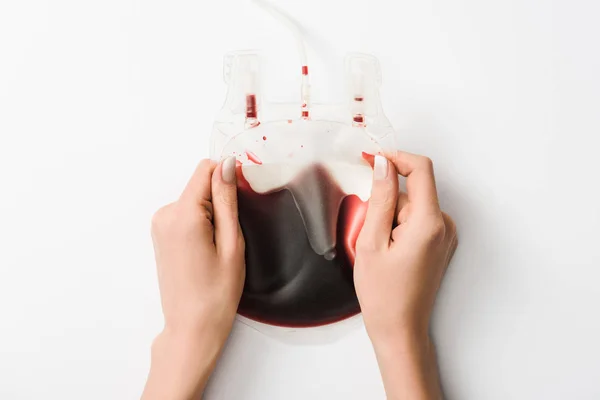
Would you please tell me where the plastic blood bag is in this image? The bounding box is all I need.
[209,1,396,339]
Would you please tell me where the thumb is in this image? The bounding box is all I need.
[211,156,242,257]
[357,155,398,251]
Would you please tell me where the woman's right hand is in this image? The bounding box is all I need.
[354,151,457,400]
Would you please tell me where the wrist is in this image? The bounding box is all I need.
[153,323,226,367]
[143,327,227,400]
[364,315,429,352]
[162,308,236,351]
[368,328,440,400]
[368,325,431,358]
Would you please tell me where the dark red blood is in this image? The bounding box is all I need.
[262,136,267,141]
[353,114,365,123]
[246,151,263,165]
[302,65,308,75]
[246,94,257,119]
[235,164,369,327]
[302,110,309,118]
[354,96,364,102]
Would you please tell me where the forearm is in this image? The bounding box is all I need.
[371,330,441,400]
[141,328,223,400]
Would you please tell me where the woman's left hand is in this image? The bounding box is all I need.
[142,156,245,400]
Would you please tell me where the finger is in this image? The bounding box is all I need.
[357,155,399,250]
[387,151,440,214]
[211,156,242,257]
[180,159,216,206]
[396,190,409,225]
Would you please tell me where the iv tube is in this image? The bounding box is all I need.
[252,0,311,119]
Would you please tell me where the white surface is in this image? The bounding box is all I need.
[1,0,599,399]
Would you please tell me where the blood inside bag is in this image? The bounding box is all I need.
[236,163,370,327]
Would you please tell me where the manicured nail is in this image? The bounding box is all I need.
[373,155,388,180]
[222,156,236,184]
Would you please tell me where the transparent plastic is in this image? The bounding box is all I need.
[209,50,395,344]
[206,0,395,344]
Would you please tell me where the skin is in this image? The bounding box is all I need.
[355,152,458,400]
[141,151,457,400]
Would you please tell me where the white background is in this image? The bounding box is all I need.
[1,0,599,399]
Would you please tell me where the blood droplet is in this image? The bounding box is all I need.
[302,65,308,75]
[246,150,263,165]
[361,152,375,168]
[262,136,267,141]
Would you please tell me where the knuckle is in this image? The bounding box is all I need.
[442,212,457,237]
[422,215,446,244]
[355,236,378,254]
[420,156,434,172]
[151,204,175,234]
[151,201,213,239]
[198,158,213,171]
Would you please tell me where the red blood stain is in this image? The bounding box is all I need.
[361,152,375,168]
[354,96,364,102]
[262,136,267,141]
[302,110,309,118]
[340,196,369,266]
[302,65,308,75]
[245,150,263,165]
[353,114,365,124]
[246,94,257,118]
[287,119,293,124]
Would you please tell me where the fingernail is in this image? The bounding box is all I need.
[222,156,236,184]
[373,155,388,180]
